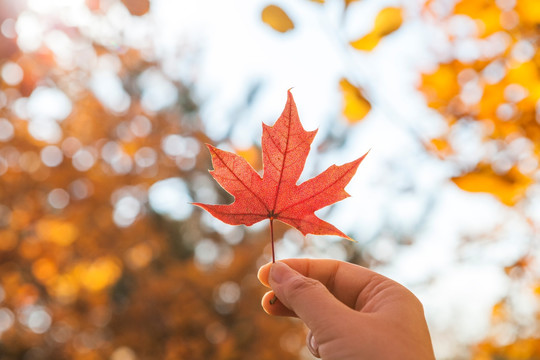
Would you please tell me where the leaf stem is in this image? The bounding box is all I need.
[269,216,278,305]
[270,217,275,263]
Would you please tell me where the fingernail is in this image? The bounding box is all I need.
[310,333,318,351]
[307,331,320,358]
[270,262,291,284]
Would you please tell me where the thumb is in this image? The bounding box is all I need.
[269,262,351,331]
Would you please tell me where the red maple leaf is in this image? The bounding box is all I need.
[194,90,367,262]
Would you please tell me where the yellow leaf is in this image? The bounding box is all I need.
[515,0,540,26]
[478,83,505,121]
[35,219,79,246]
[350,7,403,51]
[506,338,536,359]
[420,63,460,109]
[373,7,403,36]
[430,138,449,152]
[426,137,452,158]
[451,165,532,206]
[32,257,58,284]
[507,61,539,92]
[491,301,507,321]
[339,78,371,123]
[527,82,540,103]
[50,274,79,304]
[349,33,381,52]
[504,60,540,112]
[454,0,502,36]
[261,5,294,33]
[309,0,325,3]
[76,256,122,292]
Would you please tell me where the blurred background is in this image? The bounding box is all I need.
[0,0,540,359]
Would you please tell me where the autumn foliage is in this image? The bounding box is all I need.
[420,0,540,358]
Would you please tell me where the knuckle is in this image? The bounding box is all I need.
[287,276,324,298]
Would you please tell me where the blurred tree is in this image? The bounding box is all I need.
[0,0,304,359]
[419,0,540,359]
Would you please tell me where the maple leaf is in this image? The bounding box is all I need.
[194,90,367,261]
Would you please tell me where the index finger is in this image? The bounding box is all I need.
[257,258,387,310]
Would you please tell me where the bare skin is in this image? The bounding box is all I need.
[258,259,435,360]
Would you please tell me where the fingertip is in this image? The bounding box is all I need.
[261,291,296,317]
[257,262,272,287]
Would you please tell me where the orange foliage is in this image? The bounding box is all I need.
[454,0,503,37]
[420,0,540,187]
[420,62,461,111]
[419,0,540,357]
[451,164,532,206]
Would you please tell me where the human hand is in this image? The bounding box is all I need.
[258,259,435,360]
